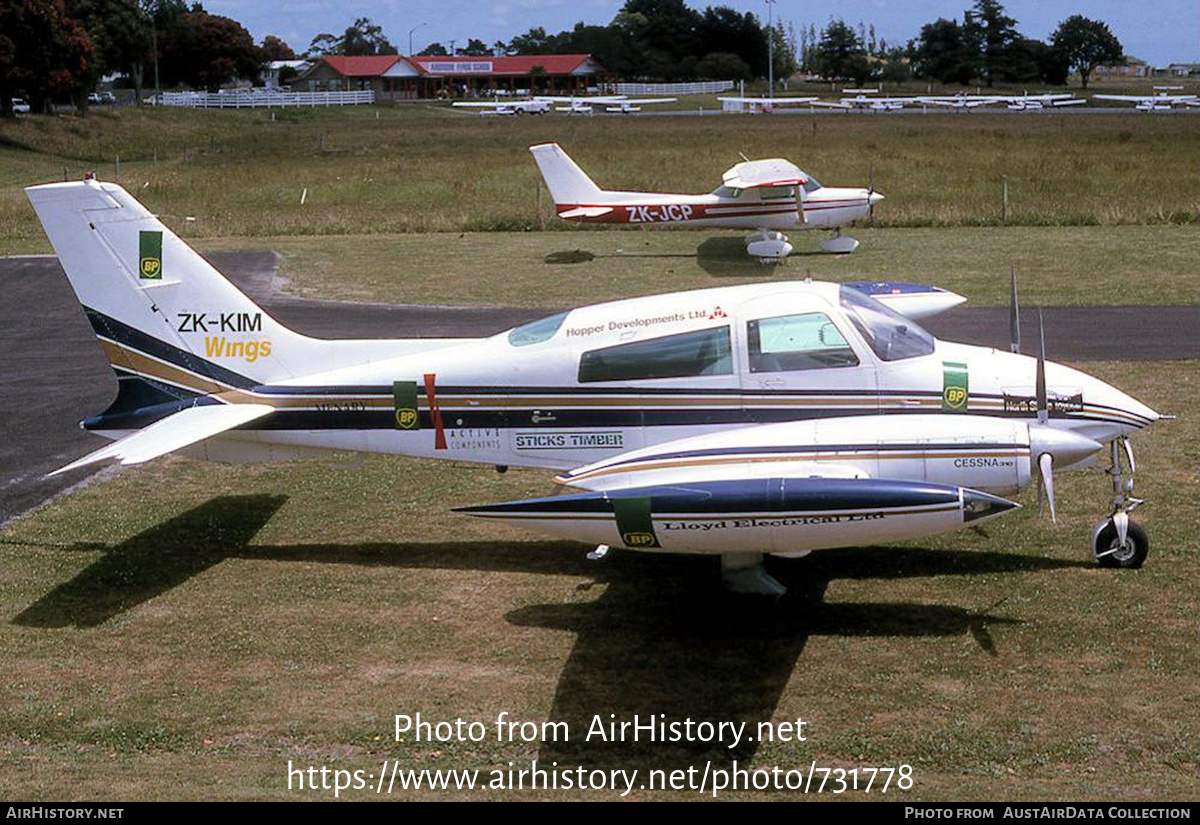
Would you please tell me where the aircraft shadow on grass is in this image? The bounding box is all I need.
[12,494,1089,774]
[543,235,831,279]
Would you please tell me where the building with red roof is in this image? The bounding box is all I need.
[293,54,608,100]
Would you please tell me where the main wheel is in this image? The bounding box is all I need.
[1093,519,1149,569]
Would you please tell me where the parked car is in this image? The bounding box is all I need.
[11,98,31,113]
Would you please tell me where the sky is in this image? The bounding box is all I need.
[206,0,1199,67]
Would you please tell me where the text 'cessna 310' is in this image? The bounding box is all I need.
[28,178,1158,596]
[530,143,882,260]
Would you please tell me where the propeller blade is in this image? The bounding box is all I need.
[1036,308,1048,425]
[1009,265,1020,354]
[868,166,875,223]
[1038,452,1056,523]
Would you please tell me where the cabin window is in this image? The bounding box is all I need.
[508,311,568,347]
[578,326,732,383]
[758,185,796,200]
[747,312,859,372]
[839,285,935,361]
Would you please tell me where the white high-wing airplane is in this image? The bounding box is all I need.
[27,178,1158,595]
[530,143,882,258]
[718,96,842,113]
[917,93,1083,110]
[1092,91,1200,111]
[450,98,553,116]
[545,95,677,115]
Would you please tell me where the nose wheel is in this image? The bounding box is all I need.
[1091,437,1149,569]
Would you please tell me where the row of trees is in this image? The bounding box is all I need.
[407,1,796,83]
[0,0,294,117]
[804,2,1122,89]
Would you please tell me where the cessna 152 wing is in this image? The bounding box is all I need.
[718,96,846,113]
[542,95,678,114]
[1092,92,1200,111]
[28,177,1160,596]
[530,142,882,258]
[451,98,552,116]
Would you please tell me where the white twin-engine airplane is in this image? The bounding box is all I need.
[530,143,882,259]
[28,178,1158,595]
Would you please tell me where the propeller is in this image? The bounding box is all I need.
[868,165,876,224]
[1009,264,1020,354]
[1034,308,1055,522]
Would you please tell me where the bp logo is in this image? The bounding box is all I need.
[942,362,969,411]
[138,230,163,280]
[621,531,657,547]
[395,408,418,429]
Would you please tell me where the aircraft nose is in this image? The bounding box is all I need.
[868,190,884,205]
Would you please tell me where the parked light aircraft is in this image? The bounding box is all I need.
[917,92,1082,110]
[530,143,881,259]
[27,177,1158,595]
[718,95,840,113]
[450,97,553,116]
[1092,91,1200,111]
[544,95,677,115]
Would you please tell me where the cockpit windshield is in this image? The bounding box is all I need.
[838,285,935,361]
[507,311,568,347]
[802,176,822,193]
[712,185,741,198]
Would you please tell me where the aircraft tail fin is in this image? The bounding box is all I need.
[529,143,604,205]
[25,178,325,398]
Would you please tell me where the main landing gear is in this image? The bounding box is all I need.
[1092,437,1149,569]
[819,229,860,254]
[745,230,793,263]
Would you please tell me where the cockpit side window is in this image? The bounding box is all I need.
[747,312,859,372]
[838,285,935,361]
[757,185,796,200]
[508,311,568,347]
[578,326,732,383]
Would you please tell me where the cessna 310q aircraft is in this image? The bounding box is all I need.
[530,143,882,259]
[28,178,1158,595]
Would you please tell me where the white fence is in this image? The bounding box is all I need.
[614,80,734,96]
[154,90,375,108]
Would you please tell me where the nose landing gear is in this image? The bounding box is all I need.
[1091,437,1149,569]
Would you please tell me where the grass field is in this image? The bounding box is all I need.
[185,224,1198,308]
[0,361,1195,800]
[0,106,1197,246]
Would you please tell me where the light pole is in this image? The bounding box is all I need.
[765,0,776,98]
[408,23,426,56]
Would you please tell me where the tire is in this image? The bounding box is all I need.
[1094,520,1149,569]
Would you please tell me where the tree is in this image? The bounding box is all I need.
[768,20,797,83]
[697,7,766,80]
[695,51,751,80]
[338,17,396,55]
[418,42,448,56]
[810,19,868,83]
[156,6,262,91]
[0,0,92,116]
[1051,15,1122,89]
[66,0,154,111]
[507,27,556,55]
[912,17,975,85]
[965,0,1018,87]
[459,38,490,56]
[259,35,295,61]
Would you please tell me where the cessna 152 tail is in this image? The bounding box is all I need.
[530,143,882,259]
[28,178,1158,595]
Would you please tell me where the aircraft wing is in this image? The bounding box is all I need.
[717,96,819,105]
[49,403,275,476]
[722,158,807,188]
[622,98,676,105]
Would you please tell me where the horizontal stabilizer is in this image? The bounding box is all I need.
[50,403,274,476]
[558,206,613,219]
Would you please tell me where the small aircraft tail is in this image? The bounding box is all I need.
[26,178,331,394]
[529,143,604,205]
[25,178,451,471]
